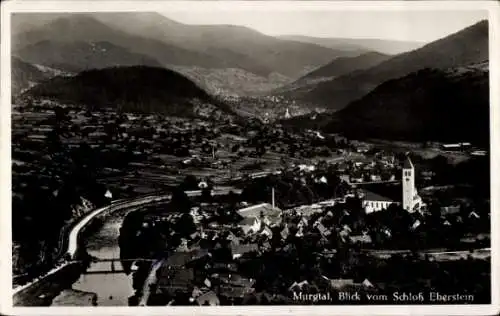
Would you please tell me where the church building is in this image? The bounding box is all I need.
[284,108,291,119]
[401,157,424,212]
[361,156,424,213]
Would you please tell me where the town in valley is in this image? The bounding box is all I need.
[8,10,491,307]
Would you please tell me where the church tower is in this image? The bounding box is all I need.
[402,156,416,212]
[284,108,291,119]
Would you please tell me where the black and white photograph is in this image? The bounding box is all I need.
[1,1,499,315]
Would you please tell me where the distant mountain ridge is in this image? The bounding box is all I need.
[281,20,488,109]
[21,66,235,119]
[12,57,51,95]
[326,63,489,145]
[280,62,489,145]
[278,35,426,55]
[14,40,163,72]
[275,51,392,95]
[90,12,347,78]
[12,13,346,79]
[300,52,392,80]
[12,15,232,70]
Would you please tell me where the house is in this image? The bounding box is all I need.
[342,224,352,234]
[441,206,461,215]
[298,164,316,172]
[231,243,259,259]
[362,278,374,288]
[295,227,304,237]
[471,150,487,156]
[441,143,462,151]
[195,291,220,306]
[469,211,480,219]
[411,219,422,231]
[226,232,240,246]
[239,217,261,235]
[156,266,195,294]
[380,154,395,166]
[164,249,211,267]
[441,143,471,152]
[356,146,370,153]
[280,225,290,240]
[330,278,375,291]
[219,284,255,301]
[198,181,209,189]
[421,171,435,181]
[349,233,373,244]
[315,222,331,237]
[215,273,256,288]
[104,189,113,200]
[288,280,309,292]
[315,176,328,184]
[237,203,281,218]
[212,262,238,272]
[259,226,273,238]
[362,190,394,213]
[330,279,355,290]
[350,173,364,183]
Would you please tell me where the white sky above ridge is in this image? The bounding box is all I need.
[161,10,487,43]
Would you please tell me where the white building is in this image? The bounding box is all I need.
[284,108,291,119]
[239,217,261,235]
[362,156,424,213]
[237,203,281,218]
[402,157,424,212]
[362,191,394,213]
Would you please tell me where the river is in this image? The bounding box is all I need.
[51,209,135,306]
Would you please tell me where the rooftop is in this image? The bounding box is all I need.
[363,190,394,202]
[403,156,414,169]
[237,203,281,218]
[239,217,259,226]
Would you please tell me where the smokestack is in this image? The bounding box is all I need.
[272,187,275,208]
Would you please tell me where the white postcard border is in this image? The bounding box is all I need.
[1,1,499,315]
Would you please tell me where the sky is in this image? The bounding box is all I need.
[161,10,487,42]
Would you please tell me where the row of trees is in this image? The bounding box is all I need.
[12,106,116,278]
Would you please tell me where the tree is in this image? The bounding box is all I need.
[180,175,199,191]
[201,188,212,203]
[175,213,196,238]
[256,144,266,157]
[170,188,191,213]
[231,144,240,153]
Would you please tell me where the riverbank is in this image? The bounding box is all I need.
[13,195,167,306]
[52,289,97,306]
[13,262,85,306]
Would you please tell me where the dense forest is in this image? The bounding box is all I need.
[324,66,489,145]
[21,66,232,118]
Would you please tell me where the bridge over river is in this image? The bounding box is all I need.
[12,187,237,306]
[69,258,156,275]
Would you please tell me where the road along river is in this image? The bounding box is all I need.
[52,207,137,306]
[12,194,169,306]
[13,188,238,306]
[52,189,239,306]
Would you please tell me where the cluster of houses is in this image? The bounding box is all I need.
[138,198,387,305]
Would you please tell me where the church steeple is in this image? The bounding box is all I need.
[403,156,414,169]
[284,108,291,119]
[402,156,415,212]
